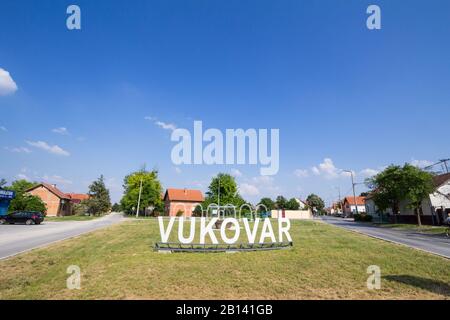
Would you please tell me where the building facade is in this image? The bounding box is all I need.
[342,196,366,216]
[163,188,204,217]
[26,183,89,217]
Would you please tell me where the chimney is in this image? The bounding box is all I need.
[184,188,187,195]
[51,184,57,188]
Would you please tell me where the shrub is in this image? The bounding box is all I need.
[176,210,184,217]
[73,203,88,216]
[354,213,373,222]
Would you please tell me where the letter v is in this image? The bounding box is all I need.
[243,218,260,244]
[158,217,175,242]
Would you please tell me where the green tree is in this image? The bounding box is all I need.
[202,173,246,214]
[401,164,435,226]
[6,179,46,214]
[258,197,275,212]
[120,169,163,216]
[275,196,287,209]
[366,164,436,225]
[286,198,300,210]
[84,175,111,216]
[72,203,87,216]
[306,194,325,214]
[366,165,408,222]
[111,203,122,212]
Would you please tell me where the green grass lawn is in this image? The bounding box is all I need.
[373,223,448,235]
[0,219,448,300]
[45,215,103,222]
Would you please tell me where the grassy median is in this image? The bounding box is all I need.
[0,219,448,299]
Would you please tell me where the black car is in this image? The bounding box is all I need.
[0,211,45,225]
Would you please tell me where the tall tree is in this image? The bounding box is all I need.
[258,197,275,212]
[203,173,246,214]
[120,169,163,215]
[401,164,435,226]
[286,198,300,210]
[6,179,46,214]
[275,196,287,209]
[84,175,111,216]
[366,165,408,223]
[111,203,122,212]
[306,194,325,214]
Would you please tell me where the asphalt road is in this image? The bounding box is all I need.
[320,216,450,259]
[0,212,127,260]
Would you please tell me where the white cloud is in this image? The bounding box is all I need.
[239,183,260,197]
[155,121,177,131]
[410,159,434,168]
[16,173,30,180]
[42,174,73,185]
[0,126,7,132]
[26,140,70,156]
[311,158,343,179]
[294,169,309,178]
[4,146,32,153]
[145,116,177,131]
[52,127,69,135]
[230,168,242,177]
[0,68,18,96]
[251,175,274,184]
[359,168,379,177]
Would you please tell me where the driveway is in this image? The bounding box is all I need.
[0,212,127,260]
[320,216,450,259]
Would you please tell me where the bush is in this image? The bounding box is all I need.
[354,213,373,222]
[176,210,184,217]
[73,203,88,216]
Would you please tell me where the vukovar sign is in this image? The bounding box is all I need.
[158,217,292,245]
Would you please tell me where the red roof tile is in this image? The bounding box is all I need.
[27,183,71,200]
[343,196,366,206]
[67,193,90,202]
[164,188,204,202]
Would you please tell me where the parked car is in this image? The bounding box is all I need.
[0,211,45,225]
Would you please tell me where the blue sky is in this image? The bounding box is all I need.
[1,0,450,205]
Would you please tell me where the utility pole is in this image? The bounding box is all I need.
[136,177,143,218]
[343,170,359,215]
[335,186,341,213]
[217,177,221,218]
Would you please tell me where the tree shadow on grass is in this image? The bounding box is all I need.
[384,275,450,297]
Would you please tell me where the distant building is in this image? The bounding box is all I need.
[342,196,366,216]
[163,188,204,217]
[26,183,89,216]
[294,198,308,210]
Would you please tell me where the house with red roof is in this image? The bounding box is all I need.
[342,196,366,216]
[163,188,204,217]
[26,183,89,216]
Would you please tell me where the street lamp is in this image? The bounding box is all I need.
[136,177,143,218]
[343,170,359,215]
